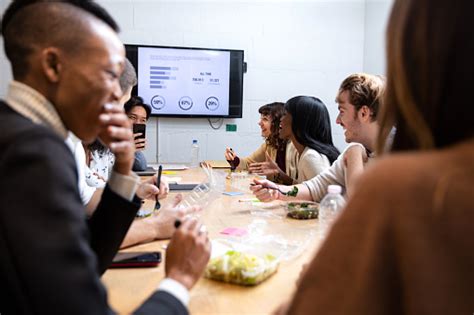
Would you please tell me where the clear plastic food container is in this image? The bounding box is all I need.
[285,201,319,220]
[205,250,279,286]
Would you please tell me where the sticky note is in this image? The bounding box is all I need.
[222,191,244,196]
[162,171,178,175]
[220,227,248,237]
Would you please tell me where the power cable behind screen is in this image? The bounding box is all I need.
[208,117,224,130]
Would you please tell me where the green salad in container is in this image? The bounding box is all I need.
[205,250,279,286]
[286,201,319,219]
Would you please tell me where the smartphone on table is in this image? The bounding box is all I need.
[110,251,161,268]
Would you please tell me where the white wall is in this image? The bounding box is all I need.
[0,0,393,163]
[100,0,367,163]
[363,0,393,75]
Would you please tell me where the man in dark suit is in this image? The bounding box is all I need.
[0,1,210,314]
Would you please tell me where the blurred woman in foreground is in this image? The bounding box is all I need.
[276,0,474,314]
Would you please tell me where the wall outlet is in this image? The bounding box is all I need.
[226,124,237,132]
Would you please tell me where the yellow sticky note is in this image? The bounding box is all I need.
[162,171,178,175]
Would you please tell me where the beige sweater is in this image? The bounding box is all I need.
[303,142,366,202]
[236,142,277,171]
[237,141,298,182]
[281,138,474,315]
[288,146,331,184]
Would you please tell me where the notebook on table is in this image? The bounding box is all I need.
[160,164,189,170]
[201,160,231,169]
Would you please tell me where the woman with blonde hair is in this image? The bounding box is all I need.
[276,0,474,314]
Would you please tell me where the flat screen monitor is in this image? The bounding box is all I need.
[125,44,244,118]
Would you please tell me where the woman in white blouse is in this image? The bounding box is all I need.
[279,96,340,183]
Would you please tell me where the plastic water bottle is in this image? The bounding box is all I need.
[318,185,345,239]
[190,139,200,168]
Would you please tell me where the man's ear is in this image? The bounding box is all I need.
[41,47,62,83]
[358,105,373,122]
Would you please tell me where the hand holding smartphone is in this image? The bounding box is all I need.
[133,124,146,150]
[133,124,146,139]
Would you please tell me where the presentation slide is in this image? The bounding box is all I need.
[137,47,230,116]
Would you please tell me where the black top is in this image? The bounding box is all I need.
[275,143,287,173]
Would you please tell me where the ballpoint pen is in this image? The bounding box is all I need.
[154,165,162,210]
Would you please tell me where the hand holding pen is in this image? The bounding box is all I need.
[135,168,169,201]
[155,165,163,210]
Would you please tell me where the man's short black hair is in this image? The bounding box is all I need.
[1,1,119,79]
[124,96,152,121]
[1,0,119,36]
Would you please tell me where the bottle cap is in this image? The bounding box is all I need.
[327,185,342,194]
[192,139,198,144]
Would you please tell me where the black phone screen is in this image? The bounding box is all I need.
[133,124,146,140]
[110,251,161,268]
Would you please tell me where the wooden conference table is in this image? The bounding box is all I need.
[102,167,324,314]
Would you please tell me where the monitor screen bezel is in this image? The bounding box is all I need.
[125,44,244,118]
